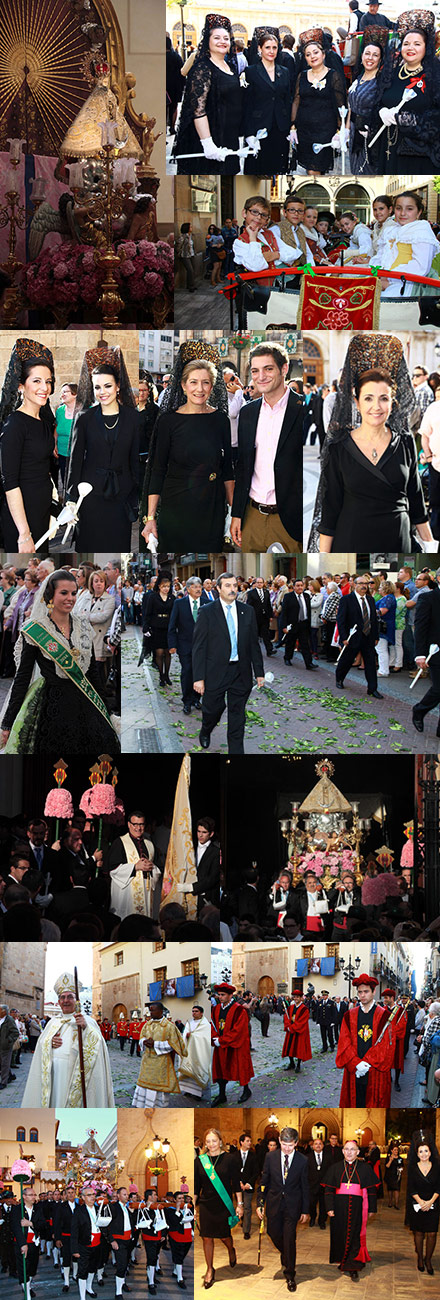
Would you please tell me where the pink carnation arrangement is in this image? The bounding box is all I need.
[115,238,174,302]
[44,788,74,818]
[25,237,173,319]
[400,839,414,867]
[361,872,401,906]
[79,789,94,815]
[11,1159,32,1180]
[87,784,116,815]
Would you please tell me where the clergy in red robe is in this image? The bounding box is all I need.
[381,988,407,1092]
[211,983,254,1105]
[323,1139,377,1281]
[335,974,395,1107]
[282,990,312,1072]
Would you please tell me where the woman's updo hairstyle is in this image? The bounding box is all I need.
[91,363,119,383]
[181,359,217,385]
[43,569,78,604]
[354,367,394,399]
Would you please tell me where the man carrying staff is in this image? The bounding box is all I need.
[131,1002,187,1108]
[22,971,114,1106]
[381,987,407,1094]
[281,989,312,1074]
[323,1138,377,1283]
[10,1185,46,1300]
[211,982,254,1106]
[257,1126,309,1293]
[335,973,395,1106]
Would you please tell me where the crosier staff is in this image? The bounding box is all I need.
[74,965,87,1107]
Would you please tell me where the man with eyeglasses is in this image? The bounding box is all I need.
[107,811,161,919]
[412,365,433,417]
[233,194,303,293]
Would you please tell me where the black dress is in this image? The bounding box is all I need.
[376,62,440,174]
[407,1162,440,1232]
[0,410,54,549]
[384,1157,403,1192]
[175,61,242,175]
[67,404,139,551]
[194,1152,241,1238]
[293,68,346,173]
[142,589,175,651]
[1,628,120,755]
[243,62,292,175]
[319,431,428,551]
[146,409,233,551]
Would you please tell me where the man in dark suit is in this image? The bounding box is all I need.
[53,1184,79,1292]
[336,576,382,697]
[307,1138,333,1227]
[332,995,349,1042]
[110,1187,136,1296]
[26,818,59,888]
[71,1186,104,1297]
[281,580,317,669]
[257,1126,309,1292]
[315,993,338,1052]
[234,1134,259,1238]
[10,1186,46,1297]
[168,575,209,714]
[413,576,440,734]
[48,864,93,935]
[180,817,220,912]
[230,343,303,553]
[192,572,264,753]
[247,577,276,656]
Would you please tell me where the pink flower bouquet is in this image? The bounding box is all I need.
[87,785,116,816]
[44,788,74,818]
[11,1159,32,1180]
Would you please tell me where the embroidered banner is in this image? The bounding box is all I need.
[298,273,380,329]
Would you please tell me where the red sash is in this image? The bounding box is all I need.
[90,1231,101,1247]
[26,1226,35,1243]
[114,1231,131,1240]
[336,1182,370,1262]
[306,916,323,931]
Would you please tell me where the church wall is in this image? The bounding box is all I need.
[113,0,173,226]
[0,941,46,1014]
[117,1108,194,1193]
[0,332,140,410]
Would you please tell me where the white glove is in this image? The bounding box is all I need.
[179,882,193,893]
[246,134,261,156]
[289,126,298,145]
[224,505,232,541]
[331,132,342,149]
[213,1037,220,1047]
[201,136,227,161]
[422,539,439,552]
[379,106,397,126]
[355,1060,371,1078]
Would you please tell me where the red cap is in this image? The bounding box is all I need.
[382,987,396,998]
[352,974,378,990]
[214,983,236,994]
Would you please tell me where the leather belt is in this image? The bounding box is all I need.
[250,500,278,515]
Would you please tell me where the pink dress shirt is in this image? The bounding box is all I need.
[249,386,290,506]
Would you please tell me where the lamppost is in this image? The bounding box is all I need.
[174,0,188,59]
[339,955,361,999]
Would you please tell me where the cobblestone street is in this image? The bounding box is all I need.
[0,1239,193,1300]
[211,1014,426,1108]
[3,1039,209,1108]
[121,626,435,755]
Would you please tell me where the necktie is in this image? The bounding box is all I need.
[259,589,264,602]
[361,597,370,635]
[283,1154,289,1183]
[192,600,198,622]
[35,846,43,868]
[226,605,238,659]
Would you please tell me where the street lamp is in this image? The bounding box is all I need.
[339,955,361,998]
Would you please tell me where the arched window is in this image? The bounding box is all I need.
[16,1127,25,1141]
[29,1128,39,1143]
[232,23,248,42]
[303,338,324,386]
[336,183,371,224]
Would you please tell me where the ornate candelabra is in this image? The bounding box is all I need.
[280,803,307,883]
[0,139,26,325]
[67,119,138,325]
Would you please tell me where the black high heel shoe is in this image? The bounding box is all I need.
[203,1270,215,1289]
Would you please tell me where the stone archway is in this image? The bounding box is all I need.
[258,976,275,997]
[123,1132,179,1196]
[113,1003,128,1022]
[303,338,324,386]
[300,1110,342,1142]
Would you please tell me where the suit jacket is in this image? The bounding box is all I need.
[110,1203,136,1240]
[315,999,337,1028]
[192,599,264,694]
[27,843,59,882]
[71,1203,101,1252]
[232,391,303,543]
[0,1013,19,1051]
[10,1202,46,1247]
[67,404,139,507]
[337,591,378,648]
[168,592,209,655]
[233,1147,259,1190]
[307,1148,333,1195]
[414,586,440,662]
[53,1200,76,1239]
[281,589,311,635]
[238,882,260,923]
[260,1148,309,1220]
[243,62,292,135]
[246,587,272,629]
[193,840,220,908]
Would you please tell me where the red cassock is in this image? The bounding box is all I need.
[100,1021,112,1041]
[211,1001,254,1086]
[281,1002,312,1061]
[336,1006,396,1106]
[382,1006,406,1072]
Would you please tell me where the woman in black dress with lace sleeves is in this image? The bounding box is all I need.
[173,15,242,174]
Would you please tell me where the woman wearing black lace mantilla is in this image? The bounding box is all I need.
[173,14,242,174]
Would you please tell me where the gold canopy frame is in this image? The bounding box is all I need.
[95,0,159,166]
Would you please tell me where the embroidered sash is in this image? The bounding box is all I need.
[336,1181,370,1262]
[198,1154,239,1227]
[23,621,116,731]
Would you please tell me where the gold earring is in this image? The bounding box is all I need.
[47,599,54,615]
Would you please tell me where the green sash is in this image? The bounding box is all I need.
[23,621,116,732]
[198,1153,239,1227]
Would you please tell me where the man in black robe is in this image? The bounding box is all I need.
[323,1139,377,1282]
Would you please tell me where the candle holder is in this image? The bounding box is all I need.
[67,133,136,325]
[0,154,26,326]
